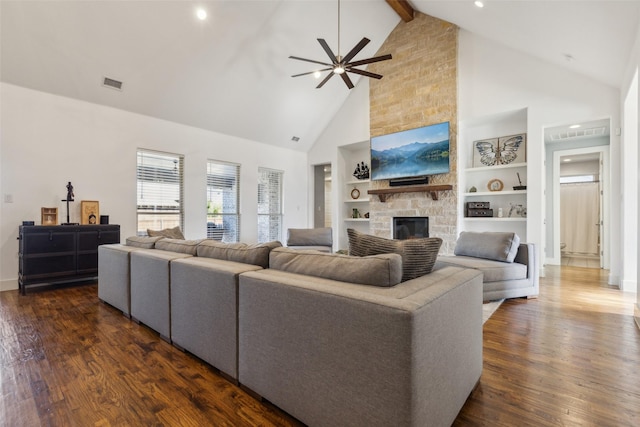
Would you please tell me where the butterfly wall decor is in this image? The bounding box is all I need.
[473,134,526,167]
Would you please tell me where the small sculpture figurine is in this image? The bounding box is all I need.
[508,203,527,218]
[353,161,370,180]
[65,182,74,201]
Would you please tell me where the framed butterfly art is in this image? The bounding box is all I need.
[473,134,526,167]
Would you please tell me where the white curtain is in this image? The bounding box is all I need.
[560,182,600,255]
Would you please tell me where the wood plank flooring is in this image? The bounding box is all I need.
[1,266,638,426]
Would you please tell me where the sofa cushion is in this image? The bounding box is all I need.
[347,228,442,281]
[197,240,282,268]
[454,231,520,263]
[155,238,202,255]
[269,247,402,287]
[125,235,164,249]
[147,226,185,240]
[437,255,527,282]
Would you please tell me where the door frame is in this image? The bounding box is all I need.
[551,145,610,268]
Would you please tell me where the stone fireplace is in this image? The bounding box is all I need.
[367,12,458,254]
[393,217,429,239]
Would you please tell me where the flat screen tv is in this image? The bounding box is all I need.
[370,121,450,181]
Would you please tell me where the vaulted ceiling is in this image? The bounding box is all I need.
[2,1,638,152]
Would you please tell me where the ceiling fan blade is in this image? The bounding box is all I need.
[316,72,335,89]
[341,37,370,64]
[289,56,334,67]
[346,68,383,80]
[340,72,355,89]
[291,67,333,78]
[317,39,338,63]
[348,54,392,68]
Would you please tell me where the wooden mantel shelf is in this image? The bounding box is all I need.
[367,184,453,202]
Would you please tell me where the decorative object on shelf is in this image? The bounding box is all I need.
[508,203,527,218]
[513,172,527,190]
[487,178,504,192]
[61,181,78,225]
[469,186,477,193]
[81,200,100,225]
[352,161,370,180]
[41,207,58,225]
[473,133,526,167]
[498,208,504,218]
[352,208,360,219]
[350,188,361,199]
[364,212,370,218]
[466,201,493,217]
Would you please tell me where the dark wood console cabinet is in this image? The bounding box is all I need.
[18,225,120,294]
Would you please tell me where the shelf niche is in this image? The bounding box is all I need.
[368,184,453,202]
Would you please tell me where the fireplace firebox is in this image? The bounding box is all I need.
[393,217,429,240]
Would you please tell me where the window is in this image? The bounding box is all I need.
[257,167,283,243]
[137,150,184,236]
[207,160,240,242]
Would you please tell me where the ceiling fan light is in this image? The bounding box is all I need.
[313,71,322,79]
[334,66,345,74]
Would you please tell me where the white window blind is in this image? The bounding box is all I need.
[207,160,240,242]
[257,167,283,243]
[137,150,184,236]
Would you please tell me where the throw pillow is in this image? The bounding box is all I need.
[197,240,282,268]
[269,247,402,287]
[125,235,164,249]
[147,226,185,240]
[454,231,520,263]
[347,228,442,281]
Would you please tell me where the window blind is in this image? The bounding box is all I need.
[137,150,184,236]
[207,160,240,242]
[257,167,283,243]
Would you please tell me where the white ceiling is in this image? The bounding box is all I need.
[2,1,639,152]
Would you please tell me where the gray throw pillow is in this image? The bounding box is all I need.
[197,240,282,268]
[454,231,520,263]
[147,226,185,240]
[125,235,164,249]
[347,228,442,281]
[269,247,402,287]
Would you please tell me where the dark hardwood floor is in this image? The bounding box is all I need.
[1,265,638,426]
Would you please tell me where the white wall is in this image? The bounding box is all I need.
[0,83,308,291]
[457,31,622,284]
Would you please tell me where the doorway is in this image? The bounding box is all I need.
[544,119,611,270]
[313,164,332,228]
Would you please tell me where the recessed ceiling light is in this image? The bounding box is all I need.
[474,1,484,8]
[196,8,207,20]
[569,124,581,129]
[563,158,572,162]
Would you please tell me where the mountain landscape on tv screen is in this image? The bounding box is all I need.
[371,140,450,180]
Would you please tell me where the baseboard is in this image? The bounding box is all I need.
[621,279,637,293]
[0,279,19,292]
[608,274,620,287]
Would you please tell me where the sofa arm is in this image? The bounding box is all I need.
[237,267,483,427]
[514,243,539,284]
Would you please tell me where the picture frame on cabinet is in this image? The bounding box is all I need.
[81,200,99,225]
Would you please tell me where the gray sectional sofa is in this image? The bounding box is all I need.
[98,236,484,426]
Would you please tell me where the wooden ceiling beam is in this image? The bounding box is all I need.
[385,0,415,22]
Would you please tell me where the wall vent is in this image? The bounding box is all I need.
[102,76,123,91]
[549,126,606,142]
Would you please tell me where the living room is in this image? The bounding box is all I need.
[1,1,640,425]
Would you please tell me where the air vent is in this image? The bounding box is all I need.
[291,136,300,142]
[102,76,123,91]
[549,126,606,142]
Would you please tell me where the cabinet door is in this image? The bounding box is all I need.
[21,231,76,280]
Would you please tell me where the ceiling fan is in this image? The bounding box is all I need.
[289,0,392,89]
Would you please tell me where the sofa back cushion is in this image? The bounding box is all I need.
[454,231,520,263]
[347,228,442,281]
[147,226,185,240]
[197,240,281,268]
[155,238,202,255]
[286,227,332,246]
[126,235,164,249]
[269,247,402,287]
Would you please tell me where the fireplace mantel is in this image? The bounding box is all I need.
[368,184,453,202]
